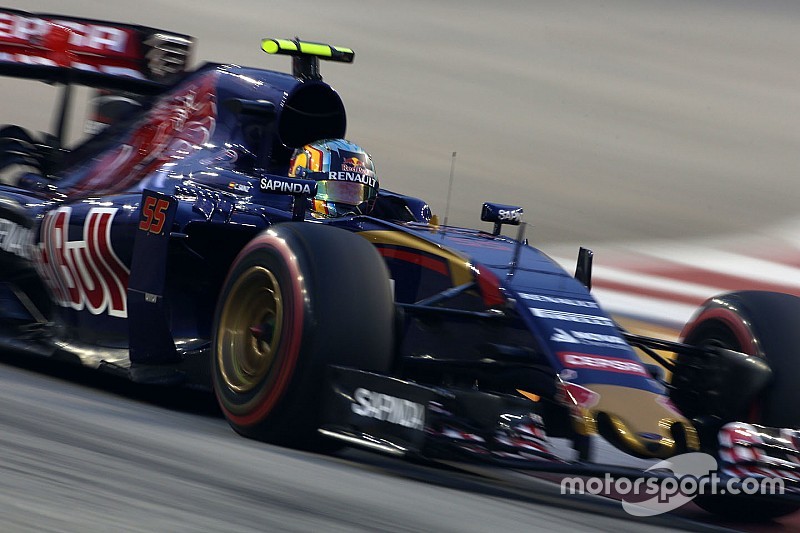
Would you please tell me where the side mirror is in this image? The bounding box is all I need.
[481,202,523,236]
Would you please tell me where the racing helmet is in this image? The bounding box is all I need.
[289,139,379,218]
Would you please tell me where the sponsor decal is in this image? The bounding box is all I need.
[50,21,128,54]
[520,293,598,308]
[326,171,377,187]
[228,181,252,193]
[556,381,600,409]
[324,150,375,186]
[341,156,367,172]
[0,12,143,76]
[550,327,627,348]
[551,328,579,343]
[351,387,425,430]
[34,207,129,317]
[530,307,614,326]
[70,73,217,196]
[259,177,312,195]
[0,218,34,259]
[559,369,579,380]
[558,352,649,377]
[0,13,131,54]
[497,208,522,223]
[481,203,523,225]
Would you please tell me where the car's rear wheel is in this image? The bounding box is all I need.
[0,125,43,184]
[677,290,800,520]
[212,223,394,449]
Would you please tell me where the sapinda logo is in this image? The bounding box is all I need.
[259,178,313,195]
[351,388,425,430]
[497,209,522,222]
[558,352,649,377]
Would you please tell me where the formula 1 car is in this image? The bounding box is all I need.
[1,8,800,521]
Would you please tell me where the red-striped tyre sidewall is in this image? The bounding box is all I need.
[680,305,759,356]
[679,291,800,520]
[213,230,305,428]
[680,291,800,429]
[211,223,395,448]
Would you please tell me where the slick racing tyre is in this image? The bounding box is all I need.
[212,223,394,449]
[677,291,800,520]
[0,125,42,185]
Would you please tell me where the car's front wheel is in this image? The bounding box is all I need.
[212,223,394,449]
[677,291,800,520]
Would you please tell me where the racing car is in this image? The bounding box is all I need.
[1,8,800,521]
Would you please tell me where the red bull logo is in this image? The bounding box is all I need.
[34,207,130,317]
[341,156,368,173]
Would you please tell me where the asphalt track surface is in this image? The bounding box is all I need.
[2,1,800,531]
[0,355,752,532]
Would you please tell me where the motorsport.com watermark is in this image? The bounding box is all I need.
[560,452,785,516]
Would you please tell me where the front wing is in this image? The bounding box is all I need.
[320,365,800,510]
[321,366,556,461]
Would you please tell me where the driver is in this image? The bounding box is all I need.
[288,139,378,218]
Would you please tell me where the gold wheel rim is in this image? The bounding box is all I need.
[217,266,283,393]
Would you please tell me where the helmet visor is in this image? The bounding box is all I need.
[315,180,377,209]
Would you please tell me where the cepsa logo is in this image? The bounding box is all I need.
[0,13,130,54]
[34,207,130,318]
[558,352,649,377]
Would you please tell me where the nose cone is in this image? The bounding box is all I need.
[569,384,699,459]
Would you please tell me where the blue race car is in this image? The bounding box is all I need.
[1,8,800,520]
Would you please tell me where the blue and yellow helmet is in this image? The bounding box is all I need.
[289,139,379,218]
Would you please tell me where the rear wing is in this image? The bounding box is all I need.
[0,8,193,93]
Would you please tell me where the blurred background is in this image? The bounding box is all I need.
[4,0,800,324]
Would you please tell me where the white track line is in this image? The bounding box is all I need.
[634,244,800,289]
[547,218,800,325]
